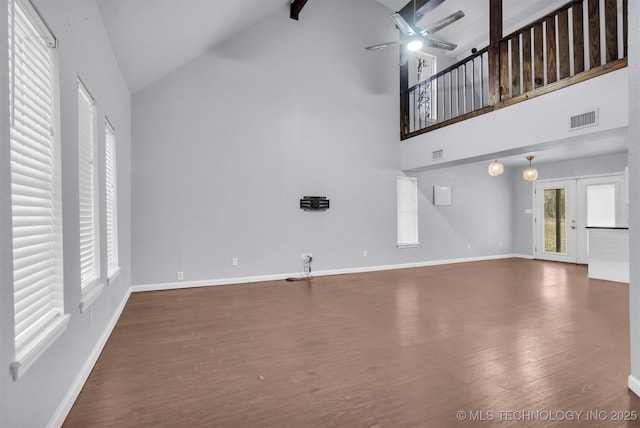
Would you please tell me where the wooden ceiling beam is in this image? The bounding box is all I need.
[399,0,446,23]
[290,0,309,20]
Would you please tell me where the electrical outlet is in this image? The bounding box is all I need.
[232,258,238,266]
[177,271,184,280]
[301,253,306,261]
[363,250,368,257]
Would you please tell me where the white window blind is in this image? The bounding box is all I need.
[105,119,119,280]
[397,176,419,247]
[9,0,69,380]
[78,79,102,311]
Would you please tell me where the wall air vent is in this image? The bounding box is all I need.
[300,196,329,211]
[569,109,598,131]
[432,149,444,160]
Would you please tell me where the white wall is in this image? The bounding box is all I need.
[131,1,399,284]
[0,1,131,426]
[627,0,640,396]
[417,162,514,259]
[131,0,518,288]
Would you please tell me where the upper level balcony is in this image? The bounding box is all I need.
[399,0,628,140]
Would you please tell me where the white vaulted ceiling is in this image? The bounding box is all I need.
[97,0,290,93]
[98,0,569,93]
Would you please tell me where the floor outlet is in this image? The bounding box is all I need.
[177,271,183,280]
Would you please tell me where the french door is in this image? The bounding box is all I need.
[534,174,627,264]
[535,180,577,263]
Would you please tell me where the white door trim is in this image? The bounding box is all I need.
[532,171,628,264]
[535,179,577,263]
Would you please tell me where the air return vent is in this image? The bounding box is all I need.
[432,149,444,160]
[569,109,598,130]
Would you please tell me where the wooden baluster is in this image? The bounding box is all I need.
[488,0,502,105]
[511,35,521,96]
[471,58,475,111]
[572,1,585,74]
[460,66,464,116]
[623,0,628,57]
[546,16,557,83]
[558,9,570,78]
[534,22,544,87]
[449,72,453,119]
[588,0,601,68]
[522,28,532,92]
[499,40,510,99]
[480,53,485,107]
[604,0,618,62]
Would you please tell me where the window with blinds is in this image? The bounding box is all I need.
[397,176,419,247]
[8,0,69,380]
[105,119,119,281]
[78,79,103,311]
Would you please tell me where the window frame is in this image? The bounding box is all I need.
[8,0,69,380]
[105,118,120,282]
[396,176,420,248]
[77,78,103,311]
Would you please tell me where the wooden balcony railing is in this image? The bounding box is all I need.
[400,0,628,140]
[405,47,490,133]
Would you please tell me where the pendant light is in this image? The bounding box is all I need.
[488,160,504,176]
[523,156,538,181]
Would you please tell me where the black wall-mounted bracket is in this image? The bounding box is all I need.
[300,196,329,211]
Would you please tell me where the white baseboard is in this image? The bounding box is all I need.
[629,375,640,398]
[132,254,528,293]
[48,288,132,428]
[131,272,298,292]
[512,253,534,260]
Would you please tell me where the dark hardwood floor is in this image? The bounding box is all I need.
[64,259,640,427]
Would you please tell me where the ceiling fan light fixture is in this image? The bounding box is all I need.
[407,39,423,51]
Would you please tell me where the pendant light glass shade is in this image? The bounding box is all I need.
[523,156,538,181]
[488,160,504,176]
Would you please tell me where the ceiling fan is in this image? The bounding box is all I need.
[365,5,464,65]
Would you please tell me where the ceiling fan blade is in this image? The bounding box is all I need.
[420,36,457,51]
[365,40,403,51]
[419,10,465,35]
[390,12,416,36]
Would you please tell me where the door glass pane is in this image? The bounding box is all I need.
[544,188,566,254]
[586,184,616,227]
